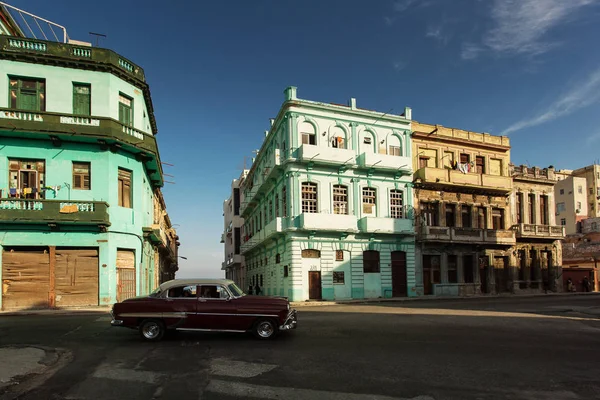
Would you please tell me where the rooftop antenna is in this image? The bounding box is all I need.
[89,32,106,47]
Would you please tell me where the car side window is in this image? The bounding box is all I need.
[168,285,197,298]
[199,285,229,299]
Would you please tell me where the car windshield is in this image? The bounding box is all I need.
[148,286,162,297]
[228,283,245,297]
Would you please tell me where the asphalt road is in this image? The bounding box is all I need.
[1,295,600,400]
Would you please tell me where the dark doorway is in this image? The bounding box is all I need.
[308,271,322,300]
[494,256,510,293]
[479,256,489,294]
[391,251,407,297]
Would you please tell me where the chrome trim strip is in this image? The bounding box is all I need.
[194,313,279,317]
[118,312,187,318]
[176,328,246,333]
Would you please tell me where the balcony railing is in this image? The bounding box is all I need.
[418,225,515,244]
[297,213,358,232]
[358,152,412,173]
[297,144,356,166]
[0,199,110,226]
[358,216,413,234]
[513,224,565,238]
[1,36,146,82]
[0,108,162,187]
[414,167,512,193]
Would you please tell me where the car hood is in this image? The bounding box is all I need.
[238,295,288,304]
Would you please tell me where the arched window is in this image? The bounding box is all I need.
[330,126,347,149]
[388,135,402,156]
[363,250,380,273]
[361,130,377,153]
[300,121,316,145]
[301,249,321,258]
[390,189,404,218]
[301,182,318,213]
[333,184,348,215]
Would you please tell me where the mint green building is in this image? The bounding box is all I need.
[0,6,171,310]
[240,87,416,301]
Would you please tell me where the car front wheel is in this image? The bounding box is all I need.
[139,319,165,341]
[253,318,278,340]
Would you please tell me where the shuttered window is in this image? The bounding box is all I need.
[9,77,45,111]
[73,83,91,115]
[118,168,132,208]
[73,162,91,190]
[118,93,133,126]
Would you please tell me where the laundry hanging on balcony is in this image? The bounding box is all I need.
[452,160,474,174]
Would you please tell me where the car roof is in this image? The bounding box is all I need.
[158,278,235,292]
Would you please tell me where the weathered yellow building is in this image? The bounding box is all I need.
[411,122,515,296]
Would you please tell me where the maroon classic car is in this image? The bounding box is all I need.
[110,279,297,341]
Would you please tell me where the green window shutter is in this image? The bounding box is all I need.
[19,92,38,111]
[73,84,91,115]
[118,94,133,126]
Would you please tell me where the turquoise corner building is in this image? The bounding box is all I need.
[0,5,175,310]
[240,87,416,301]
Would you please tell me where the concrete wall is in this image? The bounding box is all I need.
[555,176,588,234]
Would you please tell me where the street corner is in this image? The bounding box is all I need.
[0,345,71,397]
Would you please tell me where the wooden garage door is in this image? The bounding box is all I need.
[55,249,99,307]
[2,249,50,310]
[116,250,136,302]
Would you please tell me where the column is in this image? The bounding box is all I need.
[439,201,445,226]
[457,253,465,283]
[534,193,541,227]
[441,253,449,284]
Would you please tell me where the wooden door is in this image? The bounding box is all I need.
[55,249,99,307]
[391,251,408,297]
[116,250,136,302]
[308,271,322,300]
[2,249,50,310]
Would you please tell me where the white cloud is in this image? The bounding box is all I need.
[384,16,395,26]
[501,67,600,135]
[461,42,482,60]
[465,0,597,60]
[385,0,436,25]
[393,60,408,71]
[393,0,420,12]
[426,23,452,45]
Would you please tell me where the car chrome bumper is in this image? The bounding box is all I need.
[279,309,297,330]
[111,319,124,326]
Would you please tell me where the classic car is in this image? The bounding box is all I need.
[110,278,297,341]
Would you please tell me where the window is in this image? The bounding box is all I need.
[276,253,281,264]
[460,153,470,164]
[445,204,456,227]
[556,202,566,213]
[335,250,344,261]
[118,93,133,126]
[301,182,318,213]
[489,159,502,176]
[9,77,45,111]
[419,156,429,169]
[362,187,376,215]
[331,135,345,149]
[233,188,240,216]
[492,208,504,230]
[559,189,564,195]
[73,83,91,115]
[283,265,289,277]
[448,255,458,283]
[577,201,582,210]
[333,271,345,284]
[590,187,594,195]
[260,274,263,286]
[475,207,487,229]
[516,193,523,224]
[528,194,535,224]
[390,190,404,218]
[592,222,598,231]
[7,159,45,199]
[461,205,471,228]
[118,168,132,208]
[463,255,474,284]
[560,218,566,226]
[540,195,548,225]
[301,128,316,145]
[72,162,90,190]
[274,193,280,217]
[578,185,583,194]
[282,185,287,217]
[269,199,273,221]
[168,285,197,298]
[421,202,439,226]
[333,185,348,215]
[443,151,454,169]
[199,285,229,299]
[363,250,380,273]
[475,156,485,174]
[234,228,240,254]
[389,145,401,156]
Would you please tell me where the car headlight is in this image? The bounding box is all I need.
[287,302,290,310]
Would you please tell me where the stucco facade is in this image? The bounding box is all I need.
[554,176,588,234]
[0,9,173,310]
[239,87,416,301]
[222,170,248,288]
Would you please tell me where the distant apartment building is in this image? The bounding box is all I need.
[554,175,588,234]
[562,233,599,292]
[510,165,564,292]
[239,87,416,301]
[222,170,248,288]
[581,217,600,234]
[0,3,176,310]
[412,122,516,296]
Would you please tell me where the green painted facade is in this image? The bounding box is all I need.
[240,87,417,301]
[0,34,164,309]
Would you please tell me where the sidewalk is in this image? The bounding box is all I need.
[0,306,111,317]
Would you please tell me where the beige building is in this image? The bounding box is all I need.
[221,170,248,289]
[412,122,516,296]
[554,175,588,234]
[510,165,565,292]
[147,189,179,284]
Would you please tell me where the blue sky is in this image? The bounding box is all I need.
[10,0,600,278]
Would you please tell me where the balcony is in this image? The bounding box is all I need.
[297,213,358,232]
[0,108,163,187]
[0,36,146,82]
[226,254,243,267]
[414,167,512,194]
[418,226,515,244]
[0,199,110,227]
[513,224,565,239]
[358,216,414,234]
[240,230,264,254]
[358,152,412,173]
[298,144,356,167]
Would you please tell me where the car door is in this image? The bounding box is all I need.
[196,285,236,330]
[161,284,199,329]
